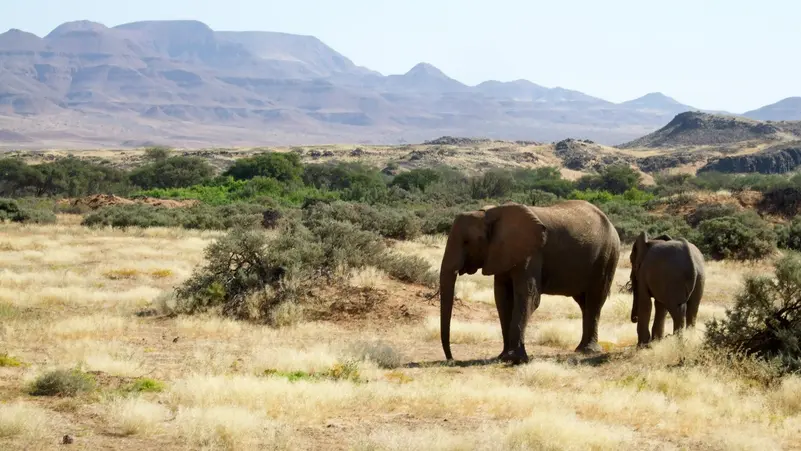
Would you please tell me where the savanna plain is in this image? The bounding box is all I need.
[2,215,800,451]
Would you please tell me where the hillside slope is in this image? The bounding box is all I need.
[744,97,801,121]
[616,111,801,149]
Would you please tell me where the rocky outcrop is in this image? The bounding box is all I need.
[636,152,706,173]
[699,143,801,174]
[554,138,632,170]
[423,136,492,146]
[618,111,787,149]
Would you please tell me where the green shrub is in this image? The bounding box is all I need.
[597,201,696,244]
[469,169,516,200]
[81,203,264,230]
[691,172,795,193]
[31,156,131,197]
[0,353,24,367]
[527,189,559,206]
[29,368,96,396]
[576,164,642,195]
[143,146,172,161]
[697,212,777,261]
[134,175,337,207]
[12,207,57,225]
[685,203,740,227]
[0,158,44,197]
[511,166,576,198]
[129,155,214,189]
[390,168,443,192]
[705,254,801,373]
[81,204,182,229]
[777,216,801,251]
[303,201,422,240]
[125,377,166,393]
[418,206,464,235]
[0,198,56,224]
[224,152,303,183]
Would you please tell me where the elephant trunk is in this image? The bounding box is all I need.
[440,270,456,360]
[630,271,638,323]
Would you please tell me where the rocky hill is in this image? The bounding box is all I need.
[1,19,783,150]
[699,142,801,175]
[616,111,801,149]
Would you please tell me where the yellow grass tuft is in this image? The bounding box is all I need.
[102,268,140,280]
[423,316,501,344]
[51,314,127,339]
[503,410,635,451]
[106,397,171,436]
[0,401,51,439]
[174,406,292,450]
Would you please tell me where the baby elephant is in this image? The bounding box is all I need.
[629,231,705,347]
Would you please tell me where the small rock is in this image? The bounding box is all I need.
[62,434,74,444]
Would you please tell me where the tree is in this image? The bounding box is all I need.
[577,164,642,195]
[129,156,215,189]
[223,152,303,183]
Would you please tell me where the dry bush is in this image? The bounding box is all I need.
[705,253,801,373]
[28,367,96,397]
[175,217,436,321]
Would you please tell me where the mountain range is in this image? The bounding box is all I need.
[0,19,799,149]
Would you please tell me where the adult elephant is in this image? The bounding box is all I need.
[629,232,705,347]
[439,200,621,364]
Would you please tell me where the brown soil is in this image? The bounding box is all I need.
[59,194,200,210]
[304,279,496,329]
[650,190,764,217]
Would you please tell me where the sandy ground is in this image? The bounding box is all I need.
[0,216,798,450]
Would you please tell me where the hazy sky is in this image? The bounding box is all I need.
[3,0,798,112]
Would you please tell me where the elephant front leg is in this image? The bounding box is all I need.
[636,281,653,347]
[493,275,514,360]
[500,265,539,365]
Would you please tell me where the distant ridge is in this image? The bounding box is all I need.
[744,97,801,121]
[0,19,797,149]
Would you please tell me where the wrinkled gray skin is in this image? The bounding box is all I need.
[629,231,706,347]
[439,200,621,365]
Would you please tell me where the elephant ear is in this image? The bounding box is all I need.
[482,204,547,276]
[632,231,649,274]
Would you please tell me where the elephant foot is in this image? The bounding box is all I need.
[636,341,652,349]
[575,341,602,354]
[499,349,529,365]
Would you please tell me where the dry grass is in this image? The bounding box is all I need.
[0,218,797,450]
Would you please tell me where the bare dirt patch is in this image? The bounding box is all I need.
[58,194,200,210]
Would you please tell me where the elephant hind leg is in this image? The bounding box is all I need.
[493,274,514,359]
[685,274,704,328]
[576,257,617,354]
[651,302,667,340]
[665,302,687,335]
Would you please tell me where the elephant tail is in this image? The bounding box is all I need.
[598,248,618,313]
[679,239,698,303]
